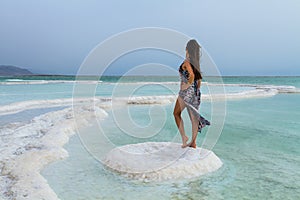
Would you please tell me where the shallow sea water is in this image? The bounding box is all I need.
[42,94,300,199]
[1,76,300,199]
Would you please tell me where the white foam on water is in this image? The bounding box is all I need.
[0,105,108,200]
[119,88,278,104]
[255,85,300,93]
[103,142,223,182]
[98,81,180,85]
[0,80,103,85]
[0,99,74,116]
[1,79,299,95]
[4,79,25,82]
[206,83,300,94]
[0,80,176,86]
[205,89,279,101]
[126,95,177,105]
[0,97,109,116]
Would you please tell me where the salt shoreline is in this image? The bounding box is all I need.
[0,105,108,200]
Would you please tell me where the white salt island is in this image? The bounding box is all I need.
[103,142,223,181]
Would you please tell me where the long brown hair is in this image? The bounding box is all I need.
[186,39,202,80]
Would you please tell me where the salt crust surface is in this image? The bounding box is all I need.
[104,142,223,182]
[0,105,107,200]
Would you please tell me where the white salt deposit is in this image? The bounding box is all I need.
[0,80,103,85]
[0,86,285,116]
[0,105,108,200]
[103,142,223,182]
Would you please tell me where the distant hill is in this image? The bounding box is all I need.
[0,65,34,76]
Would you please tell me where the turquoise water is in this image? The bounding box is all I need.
[1,76,300,199]
[0,83,74,105]
[0,106,66,126]
[0,76,257,105]
[221,76,300,88]
[40,77,299,200]
[42,94,300,199]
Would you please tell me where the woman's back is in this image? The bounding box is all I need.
[179,61,201,91]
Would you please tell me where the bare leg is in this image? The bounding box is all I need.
[173,97,189,148]
[187,109,199,148]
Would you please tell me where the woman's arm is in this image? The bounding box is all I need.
[182,61,194,84]
[197,79,201,88]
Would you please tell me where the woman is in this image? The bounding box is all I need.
[173,39,210,148]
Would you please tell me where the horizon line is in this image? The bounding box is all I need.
[1,74,300,78]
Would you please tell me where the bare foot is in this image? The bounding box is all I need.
[181,135,189,148]
[189,142,197,148]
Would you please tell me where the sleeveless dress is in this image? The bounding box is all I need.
[178,62,210,132]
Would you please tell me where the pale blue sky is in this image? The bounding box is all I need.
[0,0,299,75]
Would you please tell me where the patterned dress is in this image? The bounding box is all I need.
[178,62,210,132]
